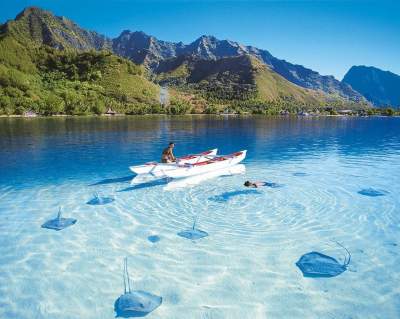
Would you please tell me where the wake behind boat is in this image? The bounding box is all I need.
[129,148,217,179]
[163,150,247,179]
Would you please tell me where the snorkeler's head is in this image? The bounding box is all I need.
[244,181,251,187]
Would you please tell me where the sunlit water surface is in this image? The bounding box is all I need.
[0,116,399,319]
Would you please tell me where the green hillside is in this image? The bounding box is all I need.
[155,54,366,113]
[0,8,161,115]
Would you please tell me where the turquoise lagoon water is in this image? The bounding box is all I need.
[0,116,399,318]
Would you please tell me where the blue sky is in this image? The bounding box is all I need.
[1,0,399,79]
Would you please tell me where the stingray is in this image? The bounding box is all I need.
[358,188,388,197]
[263,182,284,188]
[87,192,115,205]
[177,216,208,240]
[41,207,77,231]
[147,235,161,243]
[114,257,162,318]
[293,172,308,177]
[208,189,261,202]
[296,242,351,278]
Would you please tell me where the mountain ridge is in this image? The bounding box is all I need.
[343,65,400,107]
[2,7,363,102]
[113,30,363,102]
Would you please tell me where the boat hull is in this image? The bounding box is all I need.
[164,150,247,179]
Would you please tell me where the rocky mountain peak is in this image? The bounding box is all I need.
[195,35,218,44]
[15,6,46,19]
[8,6,111,51]
[343,65,400,106]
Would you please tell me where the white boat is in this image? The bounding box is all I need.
[129,149,218,177]
[163,150,247,179]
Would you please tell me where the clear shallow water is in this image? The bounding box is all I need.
[0,116,399,319]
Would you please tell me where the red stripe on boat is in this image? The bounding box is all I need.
[179,155,196,160]
[191,151,242,166]
[232,151,243,156]
[179,150,213,160]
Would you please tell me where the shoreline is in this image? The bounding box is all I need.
[0,114,398,119]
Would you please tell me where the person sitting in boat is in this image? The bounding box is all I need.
[161,142,176,163]
[244,181,266,188]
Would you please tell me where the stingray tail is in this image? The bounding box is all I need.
[192,215,199,230]
[124,257,132,293]
[123,258,127,293]
[332,240,351,267]
[57,207,62,220]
